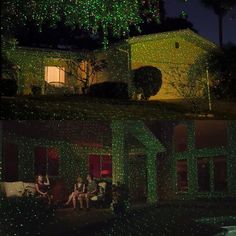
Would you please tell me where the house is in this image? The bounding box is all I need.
[6,29,217,100]
[1,120,235,203]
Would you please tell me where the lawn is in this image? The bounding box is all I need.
[2,198,235,236]
[1,95,236,120]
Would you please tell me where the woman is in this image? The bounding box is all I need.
[35,174,51,205]
[65,176,85,209]
[78,174,98,211]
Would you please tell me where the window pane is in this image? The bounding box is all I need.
[3,143,18,181]
[197,158,210,192]
[45,66,65,84]
[34,147,47,176]
[47,148,59,176]
[213,156,227,192]
[101,155,112,178]
[195,121,227,149]
[176,160,188,192]
[173,124,187,152]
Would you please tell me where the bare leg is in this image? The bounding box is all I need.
[65,192,74,205]
[72,194,77,209]
[79,194,84,209]
[85,194,89,209]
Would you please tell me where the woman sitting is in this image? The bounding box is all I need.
[78,174,98,211]
[35,174,52,205]
[65,176,85,209]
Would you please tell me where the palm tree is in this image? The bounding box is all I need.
[200,0,236,47]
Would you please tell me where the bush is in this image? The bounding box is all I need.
[89,82,129,99]
[0,79,18,96]
[31,85,42,95]
[133,66,162,100]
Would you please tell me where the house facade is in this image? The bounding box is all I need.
[1,120,235,203]
[6,29,217,100]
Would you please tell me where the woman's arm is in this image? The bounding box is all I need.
[74,184,77,192]
[35,183,46,195]
[44,175,50,186]
[90,183,98,194]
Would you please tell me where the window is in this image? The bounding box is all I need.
[45,66,65,85]
[3,142,18,181]
[175,42,180,49]
[213,156,227,192]
[176,160,188,192]
[89,155,112,179]
[197,158,210,192]
[173,124,188,152]
[34,147,59,176]
[195,121,227,149]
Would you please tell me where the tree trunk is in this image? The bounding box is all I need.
[218,14,223,48]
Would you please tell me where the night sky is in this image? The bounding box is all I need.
[166,0,236,45]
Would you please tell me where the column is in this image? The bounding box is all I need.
[187,121,197,197]
[146,149,158,203]
[0,121,2,181]
[111,121,129,185]
[227,121,236,196]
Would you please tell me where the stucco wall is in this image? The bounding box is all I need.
[130,36,208,100]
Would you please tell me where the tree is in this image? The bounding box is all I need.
[200,0,236,47]
[57,51,107,95]
[1,0,162,47]
[165,58,211,113]
[133,66,162,100]
[189,45,236,99]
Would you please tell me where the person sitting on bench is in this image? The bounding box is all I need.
[78,174,98,211]
[65,176,85,209]
[35,174,52,205]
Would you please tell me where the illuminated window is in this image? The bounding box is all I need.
[195,121,227,149]
[45,66,65,85]
[173,124,188,152]
[3,142,18,181]
[213,156,227,192]
[197,158,210,192]
[89,155,112,179]
[176,160,188,192]
[34,147,59,176]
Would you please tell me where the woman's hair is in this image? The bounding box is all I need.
[35,175,43,182]
[87,174,93,180]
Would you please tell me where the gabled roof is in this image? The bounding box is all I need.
[125,29,218,50]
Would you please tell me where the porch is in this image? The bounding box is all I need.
[1,120,165,204]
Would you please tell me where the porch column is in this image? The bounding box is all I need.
[18,141,34,181]
[187,121,197,197]
[227,121,236,196]
[0,121,2,181]
[146,149,158,203]
[111,121,129,185]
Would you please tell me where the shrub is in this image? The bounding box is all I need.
[133,66,162,100]
[31,85,42,95]
[0,79,18,96]
[89,82,129,99]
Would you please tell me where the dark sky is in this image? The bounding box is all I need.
[166,0,236,45]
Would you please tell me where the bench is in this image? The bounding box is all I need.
[0,181,36,198]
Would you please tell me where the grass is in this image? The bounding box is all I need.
[49,202,236,236]
[1,95,236,120]
[1,198,236,236]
